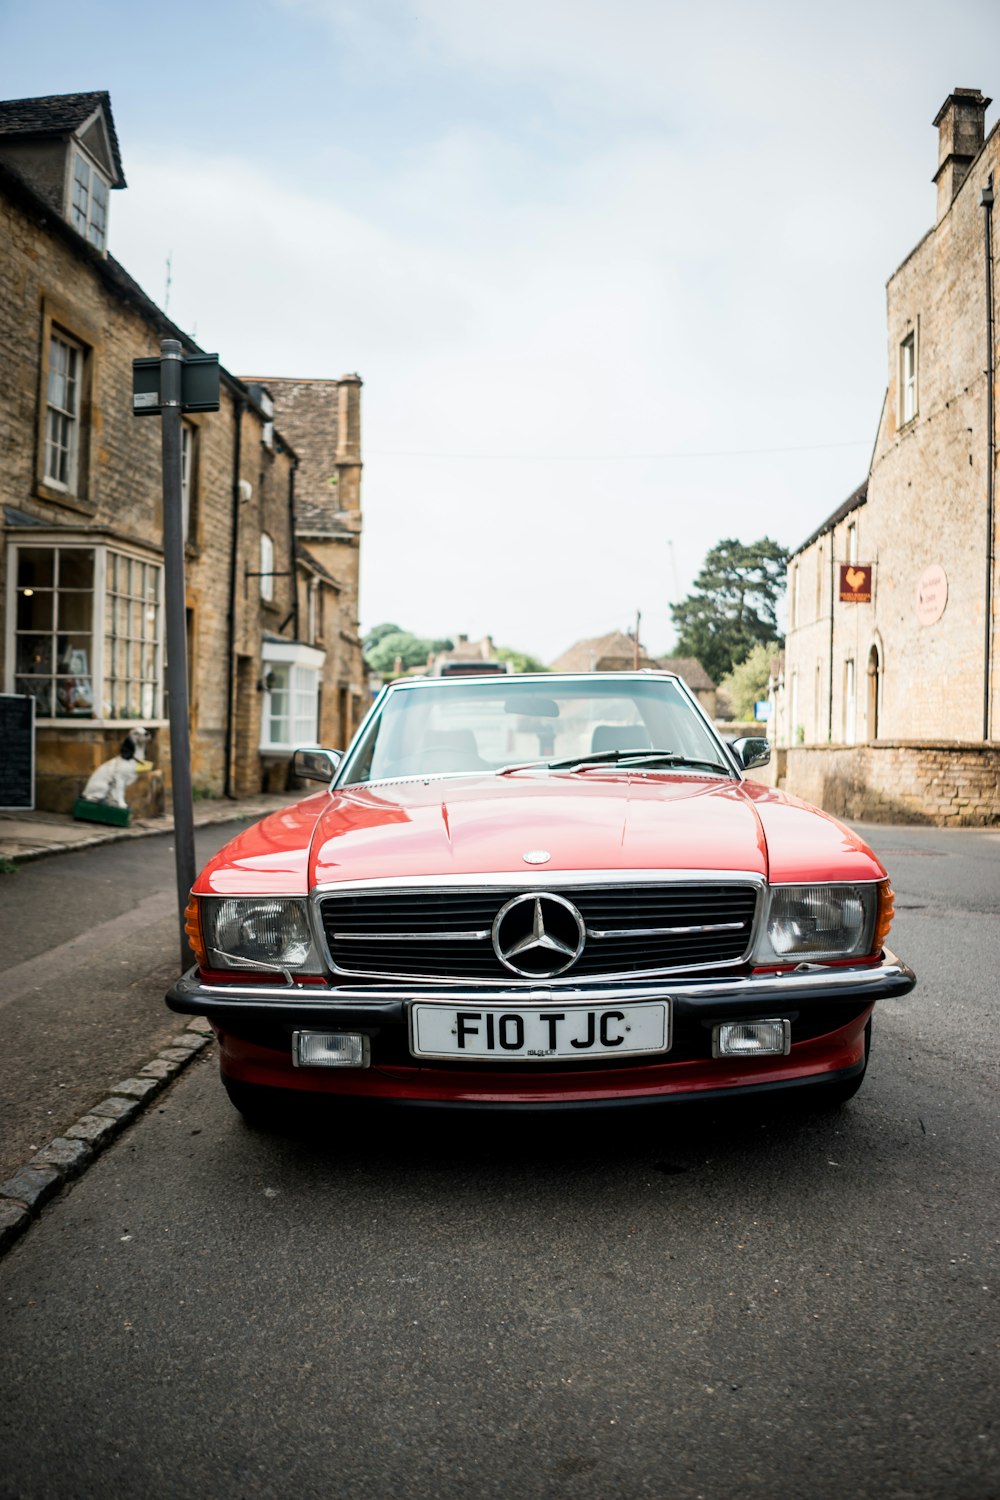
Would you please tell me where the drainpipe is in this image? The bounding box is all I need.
[828,535,835,742]
[982,177,995,742]
[288,455,300,639]
[224,398,245,798]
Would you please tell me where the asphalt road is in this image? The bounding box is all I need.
[0,821,260,1181]
[1,823,998,1499]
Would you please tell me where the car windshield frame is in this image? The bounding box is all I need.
[334,673,741,788]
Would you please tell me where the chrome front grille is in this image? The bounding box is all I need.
[318,882,760,983]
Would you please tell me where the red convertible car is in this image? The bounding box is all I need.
[167,672,915,1119]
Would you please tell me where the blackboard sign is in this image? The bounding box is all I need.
[0,694,35,810]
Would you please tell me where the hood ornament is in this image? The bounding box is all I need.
[522,849,551,865]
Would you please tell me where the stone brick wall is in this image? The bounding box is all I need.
[1,165,297,808]
[781,103,1000,758]
[781,742,1000,826]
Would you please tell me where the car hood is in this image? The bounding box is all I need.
[302,772,884,890]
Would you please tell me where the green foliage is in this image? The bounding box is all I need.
[363,622,403,652]
[670,536,788,684]
[495,646,549,674]
[365,629,454,675]
[0,857,18,876]
[718,641,775,721]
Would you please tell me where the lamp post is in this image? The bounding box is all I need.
[133,340,220,967]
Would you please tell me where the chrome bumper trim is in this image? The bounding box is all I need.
[167,952,916,1014]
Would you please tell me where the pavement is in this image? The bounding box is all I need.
[0,790,301,864]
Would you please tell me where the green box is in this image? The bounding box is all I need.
[73,799,131,827]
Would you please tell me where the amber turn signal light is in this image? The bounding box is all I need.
[184,894,207,968]
[873,880,895,954]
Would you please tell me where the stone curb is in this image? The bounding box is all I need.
[0,1018,213,1259]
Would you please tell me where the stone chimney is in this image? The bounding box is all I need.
[933,88,991,221]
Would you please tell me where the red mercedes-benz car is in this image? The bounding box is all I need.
[167,672,915,1120]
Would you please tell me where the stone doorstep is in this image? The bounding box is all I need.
[0,1021,212,1257]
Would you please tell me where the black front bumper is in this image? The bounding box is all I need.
[167,952,915,1066]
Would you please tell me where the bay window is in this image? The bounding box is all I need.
[8,541,162,721]
[260,641,325,752]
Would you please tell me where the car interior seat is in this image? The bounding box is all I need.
[590,724,652,754]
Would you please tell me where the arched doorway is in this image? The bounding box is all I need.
[867,645,880,740]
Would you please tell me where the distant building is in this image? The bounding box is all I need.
[429,634,504,675]
[549,631,658,674]
[241,377,367,751]
[778,86,999,823]
[0,90,363,810]
[549,632,717,715]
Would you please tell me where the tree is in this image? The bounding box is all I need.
[718,641,775,721]
[670,537,788,684]
[495,646,549,674]
[364,628,454,676]
[363,622,403,652]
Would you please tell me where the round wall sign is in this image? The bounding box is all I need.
[915,564,948,626]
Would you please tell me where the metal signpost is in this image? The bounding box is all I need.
[133,340,220,966]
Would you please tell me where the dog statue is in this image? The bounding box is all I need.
[81,729,152,810]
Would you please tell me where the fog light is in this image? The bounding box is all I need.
[713,1019,790,1059]
[292,1031,370,1068]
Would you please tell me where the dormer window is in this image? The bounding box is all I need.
[70,150,109,251]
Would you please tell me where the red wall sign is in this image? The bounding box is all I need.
[839,564,872,604]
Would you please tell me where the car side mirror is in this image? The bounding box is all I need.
[730,737,770,770]
[292,747,342,783]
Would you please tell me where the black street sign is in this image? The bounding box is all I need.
[132,353,220,415]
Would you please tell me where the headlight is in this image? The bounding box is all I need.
[199,897,322,973]
[755,883,881,963]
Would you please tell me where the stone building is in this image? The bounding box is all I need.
[0,91,362,810]
[778,87,1000,824]
[240,376,367,751]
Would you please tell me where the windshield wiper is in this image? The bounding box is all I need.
[497,749,732,776]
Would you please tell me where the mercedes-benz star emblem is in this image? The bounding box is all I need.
[492,893,586,978]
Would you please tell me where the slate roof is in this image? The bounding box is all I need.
[296,499,358,538]
[793,479,868,557]
[0,91,125,186]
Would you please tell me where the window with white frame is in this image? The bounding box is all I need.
[260,642,325,751]
[105,551,163,719]
[307,579,319,643]
[900,332,917,424]
[70,151,110,251]
[9,542,162,721]
[260,532,275,601]
[45,332,82,492]
[846,521,858,565]
[181,422,196,542]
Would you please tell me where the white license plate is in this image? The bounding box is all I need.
[409,1001,670,1061]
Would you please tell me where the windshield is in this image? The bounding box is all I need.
[339,676,731,785]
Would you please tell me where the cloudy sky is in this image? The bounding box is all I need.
[4,0,1000,661]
